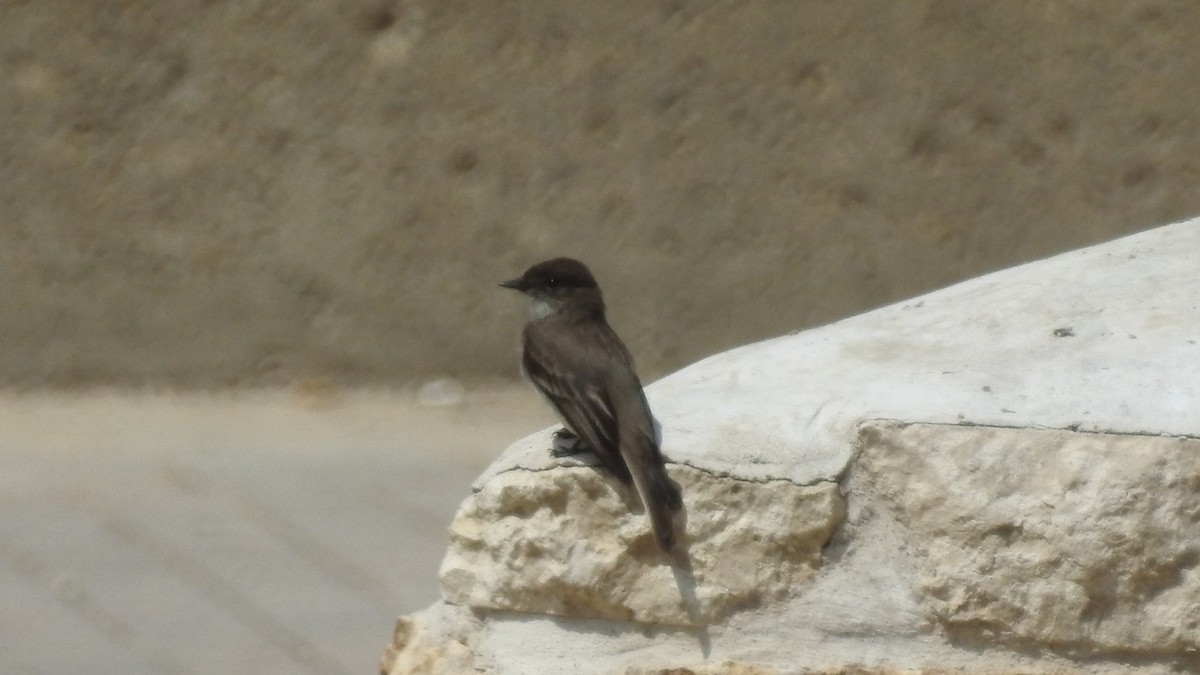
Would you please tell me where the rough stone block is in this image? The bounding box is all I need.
[440,464,844,626]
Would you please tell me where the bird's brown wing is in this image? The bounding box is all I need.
[522,321,633,484]
[524,316,682,551]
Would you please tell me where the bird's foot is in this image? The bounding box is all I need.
[550,429,590,457]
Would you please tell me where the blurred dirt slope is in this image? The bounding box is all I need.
[2,1,1198,387]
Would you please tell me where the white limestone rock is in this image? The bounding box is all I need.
[854,421,1200,654]
[379,603,479,675]
[440,465,844,625]
[385,218,1200,674]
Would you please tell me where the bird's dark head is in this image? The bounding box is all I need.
[500,257,605,319]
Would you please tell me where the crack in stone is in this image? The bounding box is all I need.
[863,417,1200,440]
[490,460,841,489]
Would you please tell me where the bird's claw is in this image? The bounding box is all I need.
[550,429,590,457]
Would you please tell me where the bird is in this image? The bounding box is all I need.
[500,257,683,552]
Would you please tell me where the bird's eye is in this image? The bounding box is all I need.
[546,277,558,287]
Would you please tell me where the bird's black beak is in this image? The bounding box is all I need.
[499,278,524,291]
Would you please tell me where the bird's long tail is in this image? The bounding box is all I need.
[627,435,683,552]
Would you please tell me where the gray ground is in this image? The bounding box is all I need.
[0,388,550,675]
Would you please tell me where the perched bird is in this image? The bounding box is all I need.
[500,258,683,551]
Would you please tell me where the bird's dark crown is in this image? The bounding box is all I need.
[504,257,600,293]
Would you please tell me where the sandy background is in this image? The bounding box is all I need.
[3,1,1199,388]
[3,3,1200,673]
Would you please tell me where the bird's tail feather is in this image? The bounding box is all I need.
[628,436,683,552]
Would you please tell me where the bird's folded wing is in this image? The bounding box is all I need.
[522,325,631,483]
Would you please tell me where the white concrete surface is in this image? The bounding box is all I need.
[0,386,550,675]
[485,218,1200,487]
